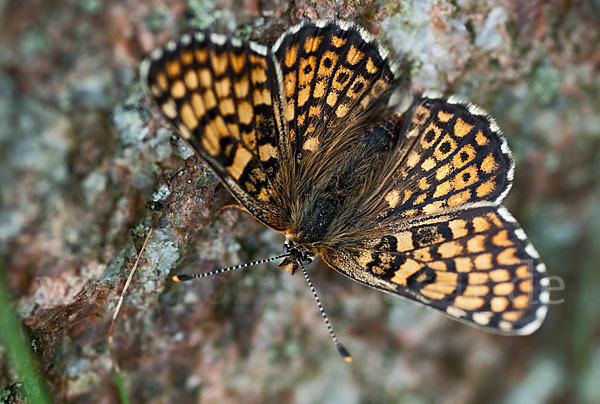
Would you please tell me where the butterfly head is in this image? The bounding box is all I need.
[279,242,314,275]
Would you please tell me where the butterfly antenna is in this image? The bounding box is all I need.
[171,253,290,282]
[299,262,352,363]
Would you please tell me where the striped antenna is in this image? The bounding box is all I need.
[171,253,290,282]
[299,261,353,363]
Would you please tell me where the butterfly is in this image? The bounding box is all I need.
[141,19,549,359]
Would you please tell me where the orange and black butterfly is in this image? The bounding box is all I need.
[141,20,549,359]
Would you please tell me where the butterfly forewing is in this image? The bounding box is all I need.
[143,32,288,230]
[272,20,396,161]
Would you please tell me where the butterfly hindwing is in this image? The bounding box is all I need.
[375,96,514,223]
[321,205,549,334]
[142,32,288,230]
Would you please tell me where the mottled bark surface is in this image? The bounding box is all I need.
[0,0,598,403]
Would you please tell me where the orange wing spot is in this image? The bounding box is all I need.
[308,105,321,117]
[198,68,212,87]
[452,144,475,169]
[258,143,278,162]
[227,146,253,180]
[480,153,498,173]
[249,54,267,68]
[313,79,326,98]
[180,102,198,131]
[218,98,235,116]
[472,216,491,233]
[502,311,524,321]
[454,257,473,273]
[466,234,486,253]
[346,44,364,65]
[421,124,442,148]
[214,115,228,137]
[406,151,421,168]
[414,193,427,205]
[161,99,177,119]
[170,80,186,98]
[251,67,267,84]
[385,190,401,208]
[303,137,319,152]
[413,105,430,125]
[519,280,533,293]
[304,36,322,53]
[474,253,493,269]
[491,296,509,312]
[191,93,205,116]
[435,163,452,181]
[421,157,436,171]
[434,135,458,160]
[318,51,339,77]
[448,189,472,207]
[284,101,295,122]
[210,51,229,76]
[230,53,246,73]
[493,282,514,296]
[423,281,455,296]
[512,295,529,309]
[497,248,521,265]
[166,60,181,78]
[402,209,418,218]
[448,219,468,238]
[464,285,489,297]
[438,241,463,258]
[195,49,207,63]
[336,104,350,118]
[454,296,484,310]
[476,180,496,197]
[284,72,296,98]
[492,230,513,247]
[489,268,510,282]
[177,123,193,140]
[422,201,444,215]
[181,51,194,65]
[468,272,489,284]
[296,112,306,127]
[475,130,489,146]
[285,44,299,67]
[360,94,372,109]
[453,165,479,190]
[253,88,272,106]
[297,86,311,107]
[413,247,433,261]
[472,312,492,325]
[433,180,452,198]
[515,265,530,278]
[203,89,217,109]
[184,69,199,90]
[402,189,413,204]
[393,231,414,252]
[391,259,423,285]
[332,66,354,90]
[486,212,503,227]
[326,91,338,107]
[331,35,347,47]
[215,78,231,98]
[298,56,317,86]
[347,75,369,99]
[421,288,445,300]
[437,110,454,122]
[238,101,254,125]
[454,117,473,137]
[366,57,379,74]
[156,72,168,91]
[227,123,240,139]
[429,261,447,271]
[202,124,220,157]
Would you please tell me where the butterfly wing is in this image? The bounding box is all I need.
[272,21,397,185]
[141,32,289,230]
[319,97,548,334]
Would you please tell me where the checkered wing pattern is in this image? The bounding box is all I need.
[142,32,288,230]
[272,20,396,166]
[376,96,515,222]
[319,97,548,334]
